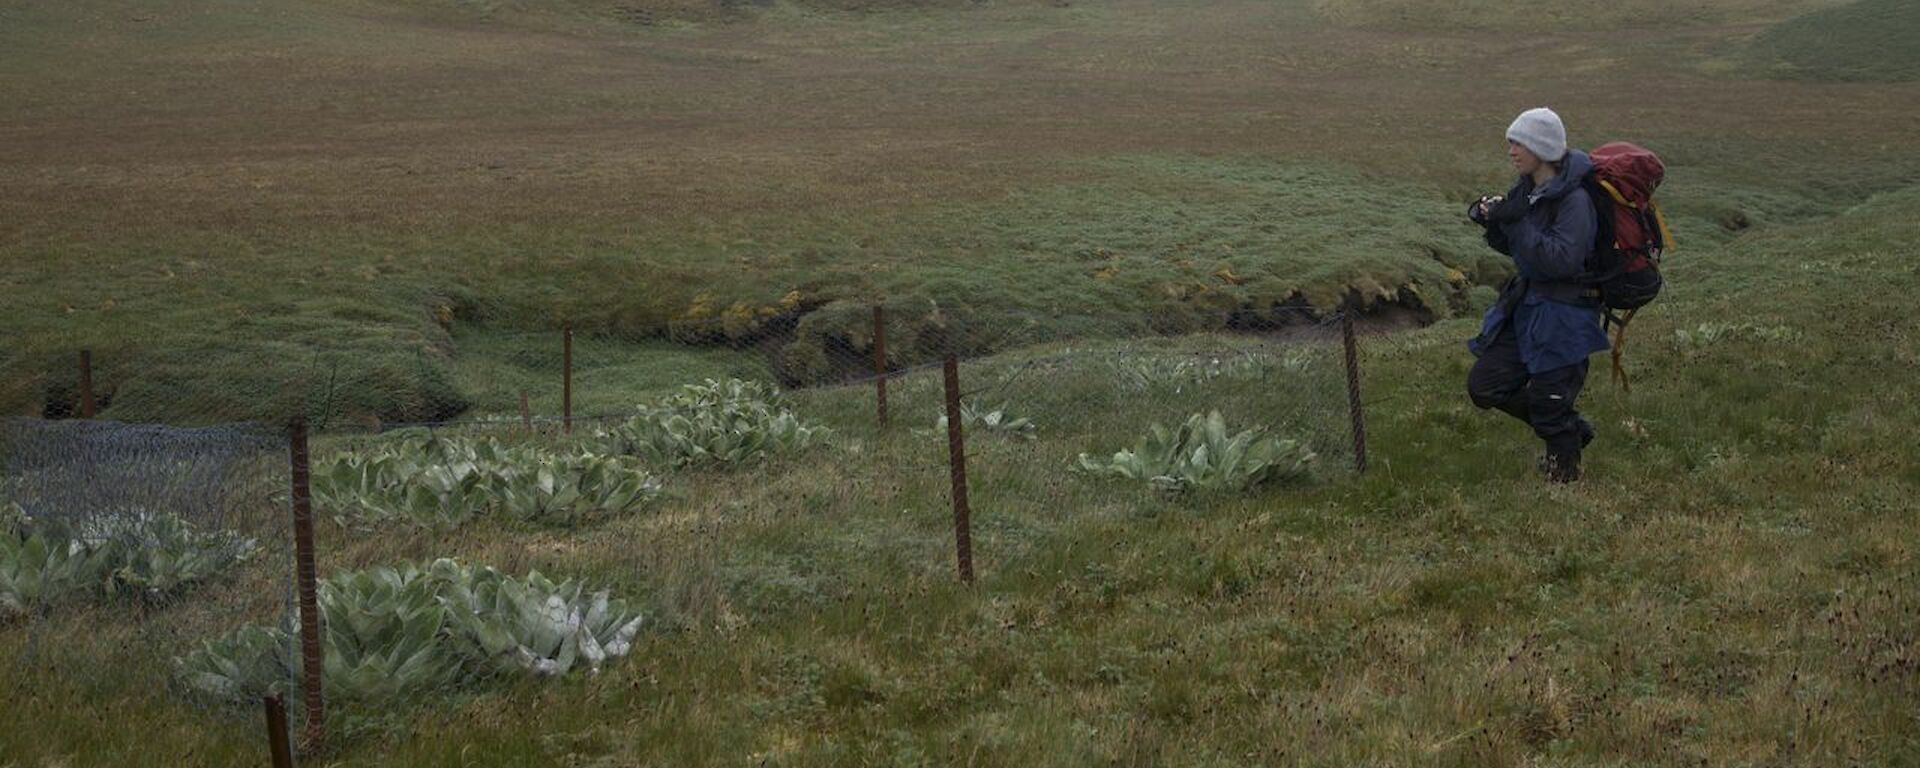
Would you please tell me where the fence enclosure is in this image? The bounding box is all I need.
[1,301,1382,757]
[1,417,298,753]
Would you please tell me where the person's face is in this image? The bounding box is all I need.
[1509,140,1542,175]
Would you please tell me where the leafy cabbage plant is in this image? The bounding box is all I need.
[88,512,260,597]
[1,510,258,620]
[315,560,470,704]
[0,531,116,621]
[312,437,661,529]
[932,401,1037,440]
[1077,411,1316,493]
[652,378,784,413]
[441,566,644,677]
[174,623,293,703]
[176,559,646,708]
[597,379,831,468]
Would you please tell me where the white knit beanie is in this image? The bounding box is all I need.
[1506,107,1568,163]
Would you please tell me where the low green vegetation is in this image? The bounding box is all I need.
[1077,410,1318,492]
[0,530,118,620]
[8,175,1920,757]
[1671,320,1803,351]
[933,401,1038,441]
[320,0,1076,29]
[1,510,258,620]
[313,436,663,529]
[11,143,1908,428]
[595,379,834,467]
[177,559,645,719]
[1752,0,1920,81]
[1108,348,1321,394]
[0,157,1501,425]
[448,327,769,419]
[5,0,1920,764]
[1311,0,1828,31]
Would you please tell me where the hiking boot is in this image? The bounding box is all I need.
[1542,452,1581,483]
[1535,420,1593,481]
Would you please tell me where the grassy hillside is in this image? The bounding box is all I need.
[4,0,1916,426]
[7,176,1919,768]
[1752,0,1920,81]
[4,2,1920,763]
[1310,0,1838,31]
[1,157,1503,424]
[6,144,1904,425]
[326,0,1081,27]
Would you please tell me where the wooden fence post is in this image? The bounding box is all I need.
[287,418,325,752]
[873,306,889,426]
[263,695,295,768]
[78,350,96,419]
[942,353,974,583]
[562,325,574,435]
[1341,312,1368,474]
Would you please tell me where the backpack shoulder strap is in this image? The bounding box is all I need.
[1651,199,1676,254]
[1595,179,1634,208]
[1580,178,1620,281]
[1608,307,1640,392]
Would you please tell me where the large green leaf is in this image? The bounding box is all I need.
[1077,411,1317,494]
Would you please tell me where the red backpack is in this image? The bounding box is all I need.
[1579,142,1676,390]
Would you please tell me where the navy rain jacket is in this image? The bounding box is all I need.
[1469,149,1612,374]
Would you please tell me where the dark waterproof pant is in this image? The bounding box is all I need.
[1467,329,1589,468]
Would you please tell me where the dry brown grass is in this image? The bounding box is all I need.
[2,0,1912,247]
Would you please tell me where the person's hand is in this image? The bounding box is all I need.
[1484,193,1528,224]
[1468,195,1502,225]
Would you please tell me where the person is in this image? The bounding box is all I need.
[1465,107,1611,482]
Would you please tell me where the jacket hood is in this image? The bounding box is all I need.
[1525,149,1593,202]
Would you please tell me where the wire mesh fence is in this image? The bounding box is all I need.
[0,417,297,751]
[1,299,1391,753]
[780,306,1366,581]
[3,298,1381,446]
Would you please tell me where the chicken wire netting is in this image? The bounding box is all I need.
[763,306,1363,579]
[0,418,297,737]
[1,301,1384,751]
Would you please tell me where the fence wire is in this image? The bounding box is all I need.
[1,300,1393,752]
[1,418,296,749]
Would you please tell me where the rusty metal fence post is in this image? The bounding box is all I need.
[77,350,96,419]
[287,418,325,752]
[519,390,532,433]
[941,353,974,584]
[1340,311,1369,474]
[562,325,574,435]
[873,305,889,426]
[263,695,296,768]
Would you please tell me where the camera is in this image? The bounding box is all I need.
[1468,194,1503,225]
